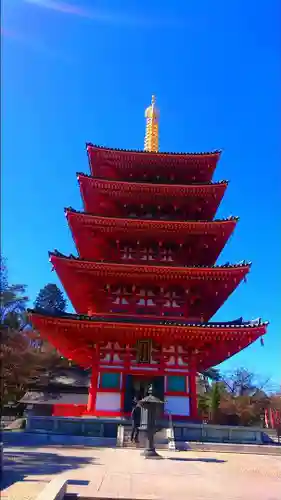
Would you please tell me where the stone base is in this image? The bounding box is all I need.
[141,448,163,459]
[138,428,148,448]
[172,422,266,444]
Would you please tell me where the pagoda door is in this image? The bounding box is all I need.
[123,374,134,413]
[152,376,165,416]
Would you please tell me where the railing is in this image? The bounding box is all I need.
[167,410,173,429]
[264,409,281,443]
[265,408,281,429]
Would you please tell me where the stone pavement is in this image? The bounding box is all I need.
[2,446,281,500]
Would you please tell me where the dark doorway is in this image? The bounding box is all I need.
[123,374,134,413]
[123,374,164,413]
[132,375,150,400]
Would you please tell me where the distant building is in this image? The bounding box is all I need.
[20,368,90,416]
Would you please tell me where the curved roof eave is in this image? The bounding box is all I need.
[65,207,239,224]
[28,308,269,329]
[86,142,223,158]
[48,251,251,270]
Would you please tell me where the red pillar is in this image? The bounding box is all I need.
[87,346,99,413]
[159,344,165,373]
[120,371,126,415]
[189,358,198,421]
[87,367,98,413]
[120,344,131,416]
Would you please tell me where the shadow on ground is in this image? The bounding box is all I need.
[1,451,94,490]
[168,457,226,463]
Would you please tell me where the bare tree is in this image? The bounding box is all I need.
[221,368,272,397]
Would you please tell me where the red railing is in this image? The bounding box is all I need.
[265,408,281,429]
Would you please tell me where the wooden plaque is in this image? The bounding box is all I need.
[136,340,152,364]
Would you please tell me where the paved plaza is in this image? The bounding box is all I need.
[1,446,281,500]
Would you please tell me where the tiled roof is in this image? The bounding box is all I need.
[64,206,239,223]
[86,143,222,157]
[49,250,250,269]
[77,171,228,186]
[28,308,268,329]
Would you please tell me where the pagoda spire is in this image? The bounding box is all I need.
[144,95,159,152]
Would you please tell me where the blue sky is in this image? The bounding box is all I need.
[2,0,281,384]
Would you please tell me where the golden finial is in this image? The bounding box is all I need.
[144,95,159,152]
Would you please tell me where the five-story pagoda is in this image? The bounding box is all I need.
[29,96,268,420]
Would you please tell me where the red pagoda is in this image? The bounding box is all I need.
[29,96,268,420]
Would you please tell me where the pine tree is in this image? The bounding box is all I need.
[34,283,67,314]
[200,367,221,393]
[210,382,222,424]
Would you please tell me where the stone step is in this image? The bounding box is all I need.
[123,429,167,436]
[65,494,156,500]
[123,437,168,444]
[175,441,281,455]
[123,436,169,442]
[121,426,170,449]
[123,443,169,449]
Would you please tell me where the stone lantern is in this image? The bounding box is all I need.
[139,384,164,458]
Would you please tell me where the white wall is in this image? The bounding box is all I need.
[95,392,121,412]
[165,396,190,416]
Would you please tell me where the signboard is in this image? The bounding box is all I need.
[136,340,152,364]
